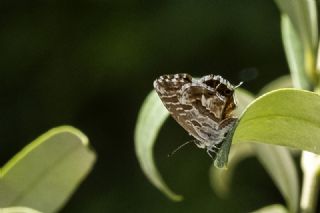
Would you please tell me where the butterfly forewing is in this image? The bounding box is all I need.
[153,74,203,141]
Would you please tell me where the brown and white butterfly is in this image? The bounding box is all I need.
[153,73,241,157]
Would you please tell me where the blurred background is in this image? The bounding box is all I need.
[1,0,290,212]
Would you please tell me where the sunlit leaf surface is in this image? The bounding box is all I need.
[234,89,320,154]
[134,90,182,201]
[251,204,288,213]
[1,207,43,213]
[0,126,96,213]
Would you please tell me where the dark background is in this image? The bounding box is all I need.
[1,0,289,212]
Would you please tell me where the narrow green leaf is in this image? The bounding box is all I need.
[0,126,96,213]
[259,75,293,95]
[134,90,182,201]
[254,144,299,213]
[281,15,310,89]
[300,151,320,213]
[213,120,237,169]
[233,88,320,154]
[1,207,42,213]
[210,143,299,213]
[275,0,318,86]
[274,0,318,50]
[250,204,288,213]
[259,78,300,212]
[210,143,255,197]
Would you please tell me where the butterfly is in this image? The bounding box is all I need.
[153,73,241,158]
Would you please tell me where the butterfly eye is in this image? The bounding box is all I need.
[222,89,233,96]
[219,88,233,97]
[217,84,232,96]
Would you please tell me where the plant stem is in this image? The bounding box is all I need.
[300,151,320,213]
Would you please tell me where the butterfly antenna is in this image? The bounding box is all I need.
[168,140,195,157]
[234,81,243,89]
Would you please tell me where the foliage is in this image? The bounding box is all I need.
[0,126,96,213]
[134,0,320,212]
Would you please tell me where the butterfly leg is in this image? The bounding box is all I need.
[206,149,214,159]
[193,140,206,149]
[206,147,218,159]
[206,144,219,158]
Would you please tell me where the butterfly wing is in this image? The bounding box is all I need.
[153,74,200,140]
[176,81,231,144]
[154,73,232,145]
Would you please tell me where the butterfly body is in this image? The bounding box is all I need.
[153,73,239,156]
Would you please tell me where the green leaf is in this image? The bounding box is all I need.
[259,75,293,95]
[0,126,96,213]
[213,120,238,169]
[210,144,298,211]
[134,90,182,201]
[233,88,320,154]
[211,143,298,212]
[274,0,318,50]
[254,144,299,213]
[1,207,43,213]
[234,88,256,116]
[275,0,318,86]
[210,143,298,211]
[281,15,310,89]
[251,204,288,213]
[212,87,299,211]
[211,86,299,212]
[210,143,255,197]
